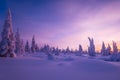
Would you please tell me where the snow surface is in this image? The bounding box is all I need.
[0,53,120,80]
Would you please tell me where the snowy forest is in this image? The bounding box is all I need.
[0,5,120,80]
[0,9,120,61]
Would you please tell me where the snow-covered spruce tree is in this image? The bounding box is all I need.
[25,40,30,53]
[79,45,83,52]
[15,29,24,55]
[112,41,118,54]
[66,46,70,53]
[108,41,120,61]
[51,47,56,53]
[101,42,107,56]
[20,39,25,54]
[41,44,54,60]
[88,37,95,56]
[61,49,66,54]
[0,9,16,57]
[106,44,111,55]
[79,44,83,55]
[31,35,36,53]
[41,44,46,52]
[35,44,39,52]
[76,44,83,56]
[54,47,60,55]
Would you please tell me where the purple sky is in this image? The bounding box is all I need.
[0,0,120,51]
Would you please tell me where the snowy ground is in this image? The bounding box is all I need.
[0,53,120,80]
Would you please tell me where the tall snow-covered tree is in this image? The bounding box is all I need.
[101,42,106,56]
[0,9,16,57]
[31,35,36,53]
[15,29,24,55]
[88,37,95,56]
[112,41,118,54]
[25,40,30,53]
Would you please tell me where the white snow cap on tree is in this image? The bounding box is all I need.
[0,8,16,57]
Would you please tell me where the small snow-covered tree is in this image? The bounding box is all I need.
[15,29,24,55]
[101,42,106,56]
[31,35,36,53]
[25,40,30,53]
[106,44,111,55]
[41,44,51,53]
[112,41,118,54]
[51,47,56,53]
[54,47,60,55]
[76,44,83,56]
[20,39,25,54]
[35,44,39,52]
[88,37,95,56]
[0,9,16,57]
[79,44,83,54]
[41,44,54,60]
[66,46,70,53]
[108,41,120,61]
[61,48,66,54]
[15,29,21,54]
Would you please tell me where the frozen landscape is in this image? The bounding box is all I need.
[0,0,120,80]
[0,53,120,80]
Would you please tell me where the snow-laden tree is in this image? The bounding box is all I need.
[0,9,16,57]
[25,40,30,53]
[50,47,61,55]
[109,54,120,61]
[51,47,56,53]
[112,41,118,54]
[15,29,24,55]
[35,44,39,52]
[61,49,66,54]
[66,46,70,53]
[41,44,51,53]
[31,35,36,53]
[54,47,60,55]
[41,44,54,60]
[106,44,111,55]
[108,41,120,61]
[79,44,83,54]
[76,44,83,56]
[101,42,106,56]
[20,39,25,54]
[88,37,95,56]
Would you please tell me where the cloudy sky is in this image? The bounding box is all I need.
[0,0,120,51]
